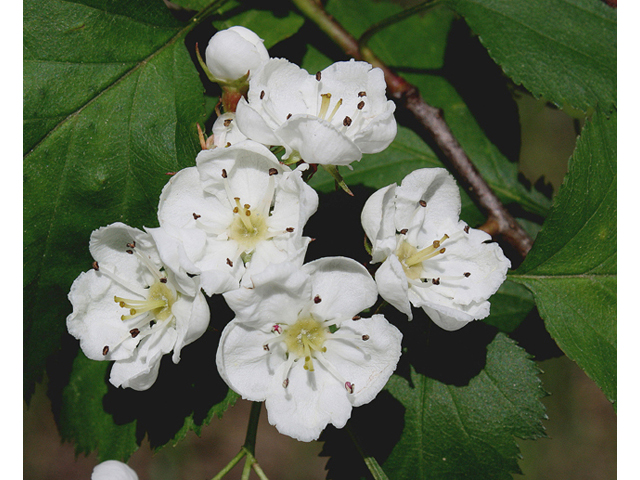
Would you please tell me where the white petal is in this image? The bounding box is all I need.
[375,256,413,319]
[265,356,353,442]
[351,101,397,154]
[216,320,285,400]
[66,270,139,361]
[92,460,139,480]
[109,324,177,391]
[211,112,247,148]
[224,262,310,327]
[277,115,362,166]
[171,288,210,364]
[419,302,488,331]
[360,183,398,263]
[302,257,378,322]
[394,168,461,237]
[235,98,283,146]
[323,314,402,407]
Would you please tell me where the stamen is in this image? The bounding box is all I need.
[263,344,270,351]
[314,295,322,304]
[399,228,408,235]
[226,258,233,267]
[286,113,292,120]
[419,200,427,207]
[221,169,227,178]
[318,93,332,119]
[327,98,343,122]
[358,91,366,97]
[272,324,283,334]
[102,346,109,356]
[234,198,256,233]
[343,116,352,127]
[130,328,140,338]
[404,234,449,267]
[223,119,232,127]
[313,351,350,387]
[316,71,322,81]
[260,90,265,99]
[269,168,278,176]
[193,213,201,220]
[92,261,99,270]
[281,354,296,388]
[464,225,470,234]
[345,382,355,394]
[357,101,365,110]
[97,267,147,297]
[352,315,361,321]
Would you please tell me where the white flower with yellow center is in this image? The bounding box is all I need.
[235,58,397,166]
[361,168,511,331]
[216,258,403,442]
[150,140,318,296]
[66,223,210,391]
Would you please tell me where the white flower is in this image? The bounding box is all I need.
[66,223,210,391]
[150,140,318,296]
[235,58,397,166]
[205,26,270,84]
[92,460,138,480]
[217,258,402,442]
[210,112,247,148]
[361,168,511,331]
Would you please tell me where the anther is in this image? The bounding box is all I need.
[226,258,233,267]
[244,203,250,209]
[233,207,239,213]
[272,324,283,334]
[160,278,167,283]
[316,71,322,81]
[282,378,289,388]
[464,272,471,277]
[193,213,201,220]
[225,142,231,147]
[362,335,369,341]
[464,225,470,234]
[286,227,294,232]
[150,320,157,327]
[260,90,265,99]
[92,261,99,271]
[343,116,352,127]
[419,200,427,207]
[102,346,109,356]
[286,113,292,120]
[345,382,355,394]
[357,101,365,110]
[352,315,361,321]
[432,278,441,285]
[399,228,408,235]
[130,328,140,338]
[314,295,322,304]
[126,242,136,249]
[263,344,270,351]
[358,91,366,97]
[269,168,278,176]
[223,119,232,127]
[126,250,134,255]
[245,210,251,217]
[221,168,227,178]
[439,248,446,254]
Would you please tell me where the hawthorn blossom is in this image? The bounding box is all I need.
[150,140,318,296]
[361,168,511,331]
[235,58,397,166]
[66,223,209,390]
[217,258,402,442]
[205,26,269,84]
[92,460,138,480]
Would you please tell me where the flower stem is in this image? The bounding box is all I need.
[346,425,390,480]
[211,402,268,480]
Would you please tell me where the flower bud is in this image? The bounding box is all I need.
[205,26,269,84]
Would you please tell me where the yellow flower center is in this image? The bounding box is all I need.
[397,234,449,280]
[227,197,269,251]
[283,317,327,371]
[115,280,176,322]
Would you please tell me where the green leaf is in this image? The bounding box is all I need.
[23,0,209,400]
[58,353,139,461]
[384,333,546,479]
[510,109,616,403]
[482,280,535,333]
[444,0,617,113]
[214,5,305,50]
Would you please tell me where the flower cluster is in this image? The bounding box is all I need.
[66,26,509,441]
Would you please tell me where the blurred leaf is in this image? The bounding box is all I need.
[510,109,616,404]
[23,0,209,399]
[214,5,305,49]
[444,0,617,113]
[383,333,546,479]
[482,280,535,333]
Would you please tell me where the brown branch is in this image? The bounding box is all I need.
[291,0,533,259]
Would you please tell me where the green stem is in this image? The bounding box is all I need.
[347,426,390,480]
[211,449,246,480]
[243,401,262,455]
